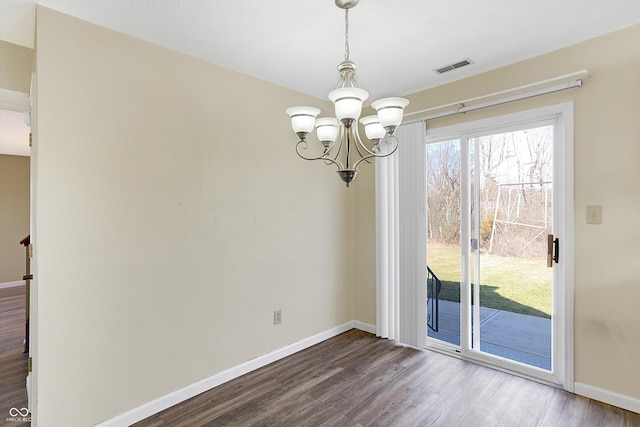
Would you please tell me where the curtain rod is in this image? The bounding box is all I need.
[402,69,589,123]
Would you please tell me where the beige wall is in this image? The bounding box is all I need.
[355,24,640,401]
[34,7,353,426]
[0,39,34,93]
[354,162,376,324]
[0,154,30,283]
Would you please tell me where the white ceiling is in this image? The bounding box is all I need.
[1,0,640,155]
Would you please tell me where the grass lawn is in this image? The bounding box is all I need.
[428,244,552,318]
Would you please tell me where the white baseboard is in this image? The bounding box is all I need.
[0,280,25,289]
[352,320,376,334]
[96,320,373,427]
[575,382,640,414]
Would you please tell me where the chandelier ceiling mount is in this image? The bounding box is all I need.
[335,0,359,9]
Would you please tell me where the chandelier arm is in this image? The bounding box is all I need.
[358,157,378,165]
[330,124,346,164]
[352,135,399,170]
[352,146,397,170]
[345,127,352,169]
[355,152,382,165]
[352,124,379,157]
[352,127,370,161]
[322,138,340,166]
[295,140,345,170]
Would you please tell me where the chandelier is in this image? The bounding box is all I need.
[286,0,409,187]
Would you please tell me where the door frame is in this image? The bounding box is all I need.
[422,103,575,391]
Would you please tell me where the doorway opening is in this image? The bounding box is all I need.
[0,106,31,419]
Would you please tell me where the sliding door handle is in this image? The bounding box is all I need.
[547,234,559,267]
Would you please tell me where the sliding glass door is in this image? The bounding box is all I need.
[425,110,570,385]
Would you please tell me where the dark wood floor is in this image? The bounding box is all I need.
[0,285,29,426]
[134,329,640,427]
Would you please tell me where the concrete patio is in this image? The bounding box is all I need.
[428,299,551,370]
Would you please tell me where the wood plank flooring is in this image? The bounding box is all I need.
[134,329,640,427]
[0,285,29,426]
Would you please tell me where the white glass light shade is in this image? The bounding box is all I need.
[359,115,386,140]
[315,117,339,143]
[371,97,410,128]
[328,88,369,121]
[285,106,321,134]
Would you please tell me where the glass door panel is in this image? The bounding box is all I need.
[426,139,462,346]
[471,126,553,370]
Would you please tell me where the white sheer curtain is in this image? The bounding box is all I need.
[375,121,426,346]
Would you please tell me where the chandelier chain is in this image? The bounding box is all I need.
[344,9,350,60]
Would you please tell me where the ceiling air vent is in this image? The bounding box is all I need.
[435,58,473,74]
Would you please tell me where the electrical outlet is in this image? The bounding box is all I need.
[273,309,282,325]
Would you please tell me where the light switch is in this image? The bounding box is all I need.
[586,205,602,224]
